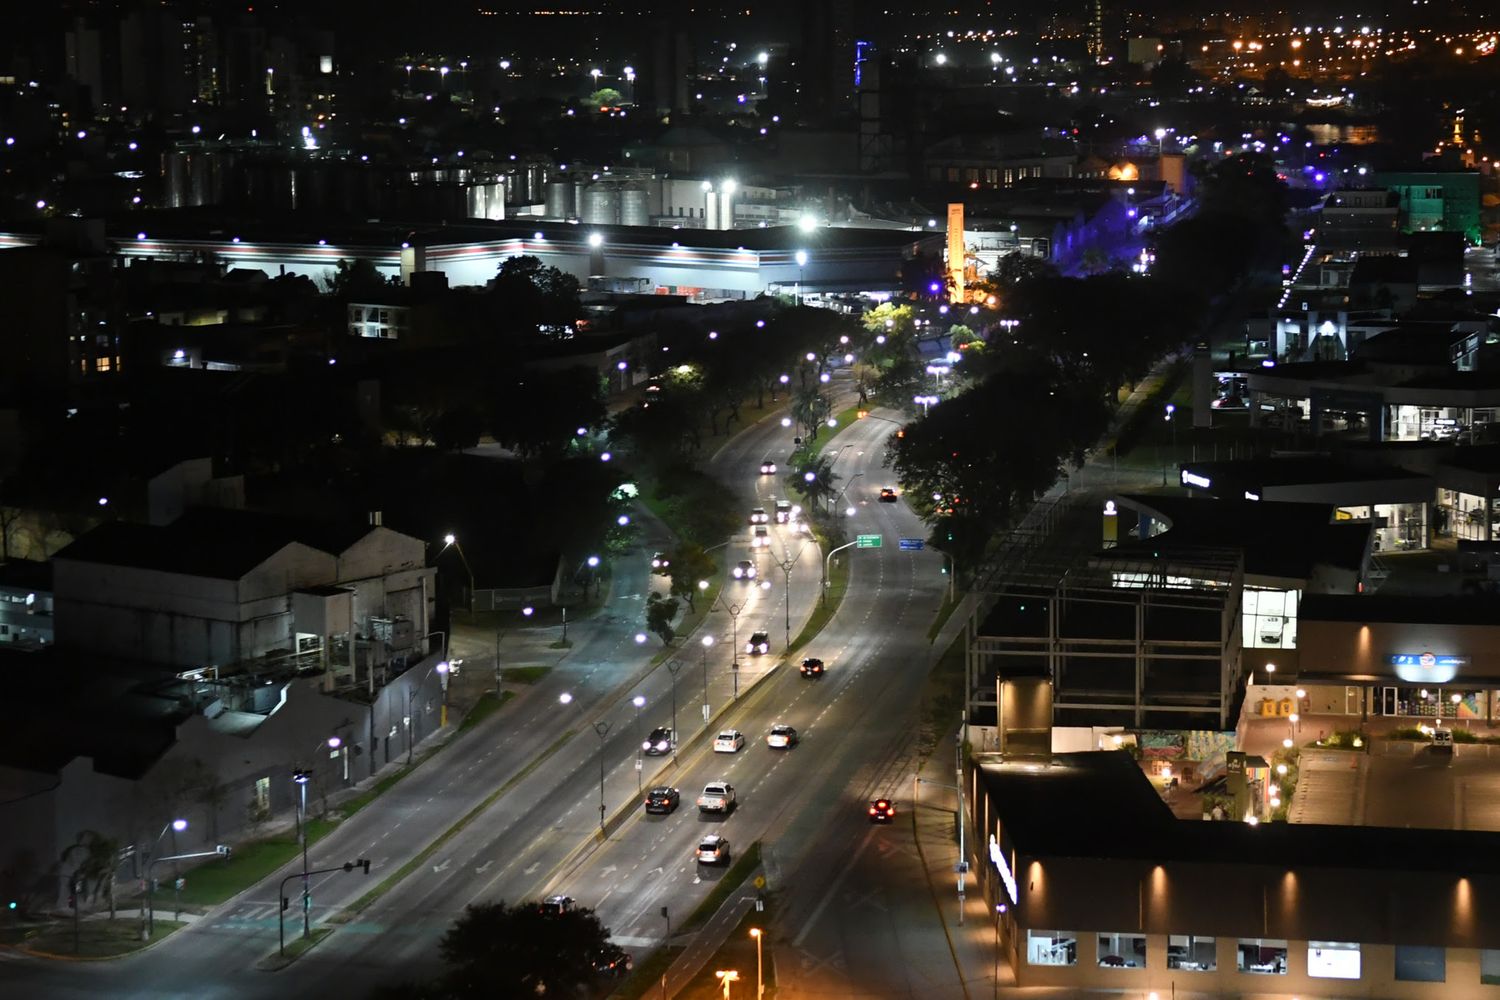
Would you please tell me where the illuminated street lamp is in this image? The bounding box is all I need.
[715,970,741,1000]
[700,635,714,722]
[750,929,764,998]
[632,695,646,790]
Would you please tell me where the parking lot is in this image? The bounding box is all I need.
[1292,741,1500,831]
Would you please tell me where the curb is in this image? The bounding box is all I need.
[10,918,187,963]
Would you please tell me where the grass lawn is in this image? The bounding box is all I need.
[256,925,333,969]
[22,917,185,958]
[787,405,863,472]
[926,588,960,643]
[503,665,551,685]
[916,633,968,761]
[457,690,514,733]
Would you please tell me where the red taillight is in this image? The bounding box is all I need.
[869,807,877,814]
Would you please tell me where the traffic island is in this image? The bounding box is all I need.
[15,917,186,961]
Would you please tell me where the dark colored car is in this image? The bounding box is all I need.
[868,798,896,823]
[800,657,825,677]
[537,894,573,914]
[746,631,770,655]
[644,786,680,814]
[642,727,674,755]
[878,487,899,503]
[592,943,633,977]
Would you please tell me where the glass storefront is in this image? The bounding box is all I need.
[1391,406,1465,442]
[1370,687,1484,719]
[1337,503,1427,551]
[1243,588,1299,649]
[1436,488,1500,542]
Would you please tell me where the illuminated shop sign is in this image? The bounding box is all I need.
[989,834,1018,905]
[1389,652,1467,684]
[1180,470,1212,489]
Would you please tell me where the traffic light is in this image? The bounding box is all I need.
[281,896,290,912]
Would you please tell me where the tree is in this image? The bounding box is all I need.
[326,258,387,297]
[791,385,833,444]
[585,87,624,108]
[786,454,839,513]
[60,830,121,919]
[987,253,1058,287]
[654,542,717,613]
[488,367,605,461]
[430,899,615,998]
[432,406,484,453]
[645,592,678,645]
[489,255,582,337]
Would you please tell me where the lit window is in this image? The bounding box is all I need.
[1237,938,1287,975]
[1394,945,1444,983]
[1307,941,1360,979]
[1168,934,1216,971]
[1097,932,1146,969]
[1026,930,1076,966]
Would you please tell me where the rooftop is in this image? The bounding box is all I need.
[979,751,1500,876]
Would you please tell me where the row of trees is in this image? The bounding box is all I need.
[889,153,1293,573]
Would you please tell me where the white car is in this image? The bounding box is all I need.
[751,526,770,548]
[696,834,731,865]
[733,560,757,580]
[766,724,799,749]
[714,729,745,753]
[697,782,736,813]
[749,507,769,525]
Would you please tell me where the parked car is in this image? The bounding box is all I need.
[644,786,680,814]
[696,834,731,865]
[714,729,746,753]
[800,657,825,677]
[642,727,674,755]
[746,631,770,655]
[766,724,799,749]
[868,798,896,822]
[697,782,736,813]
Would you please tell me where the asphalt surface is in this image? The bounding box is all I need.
[0,397,852,999]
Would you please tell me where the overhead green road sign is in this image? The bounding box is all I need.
[856,534,883,549]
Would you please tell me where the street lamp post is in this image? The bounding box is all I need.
[406,659,451,764]
[142,818,187,939]
[592,720,612,837]
[293,768,314,937]
[632,695,646,791]
[666,659,684,759]
[750,928,765,999]
[772,544,805,649]
[441,534,476,616]
[794,249,807,305]
[823,540,856,609]
[700,635,714,723]
[711,589,745,698]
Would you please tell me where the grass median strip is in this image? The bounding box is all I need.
[345,728,578,916]
[787,548,848,657]
[457,690,514,734]
[256,926,332,969]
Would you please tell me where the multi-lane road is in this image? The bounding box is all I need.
[1,399,947,1000]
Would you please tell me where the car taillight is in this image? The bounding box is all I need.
[869,807,877,814]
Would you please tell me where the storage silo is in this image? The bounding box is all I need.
[582,183,620,226]
[544,180,575,220]
[620,185,650,227]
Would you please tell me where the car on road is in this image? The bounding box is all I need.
[643,726,675,755]
[766,724,799,749]
[651,551,670,569]
[759,459,777,475]
[733,559,757,580]
[749,507,769,524]
[592,943,633,978]
[868,798,896,823]
[751,525,770,548]
[800,657,825,677]
[644,786,680,814]
[714,729,745,753]
[697,782,736,813]
[538,894,574,914]
[878,487,899,503]
[696,834,731,865]
[746,631,770,655]
[1434,727,1455,753]
[774,499,793,523]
